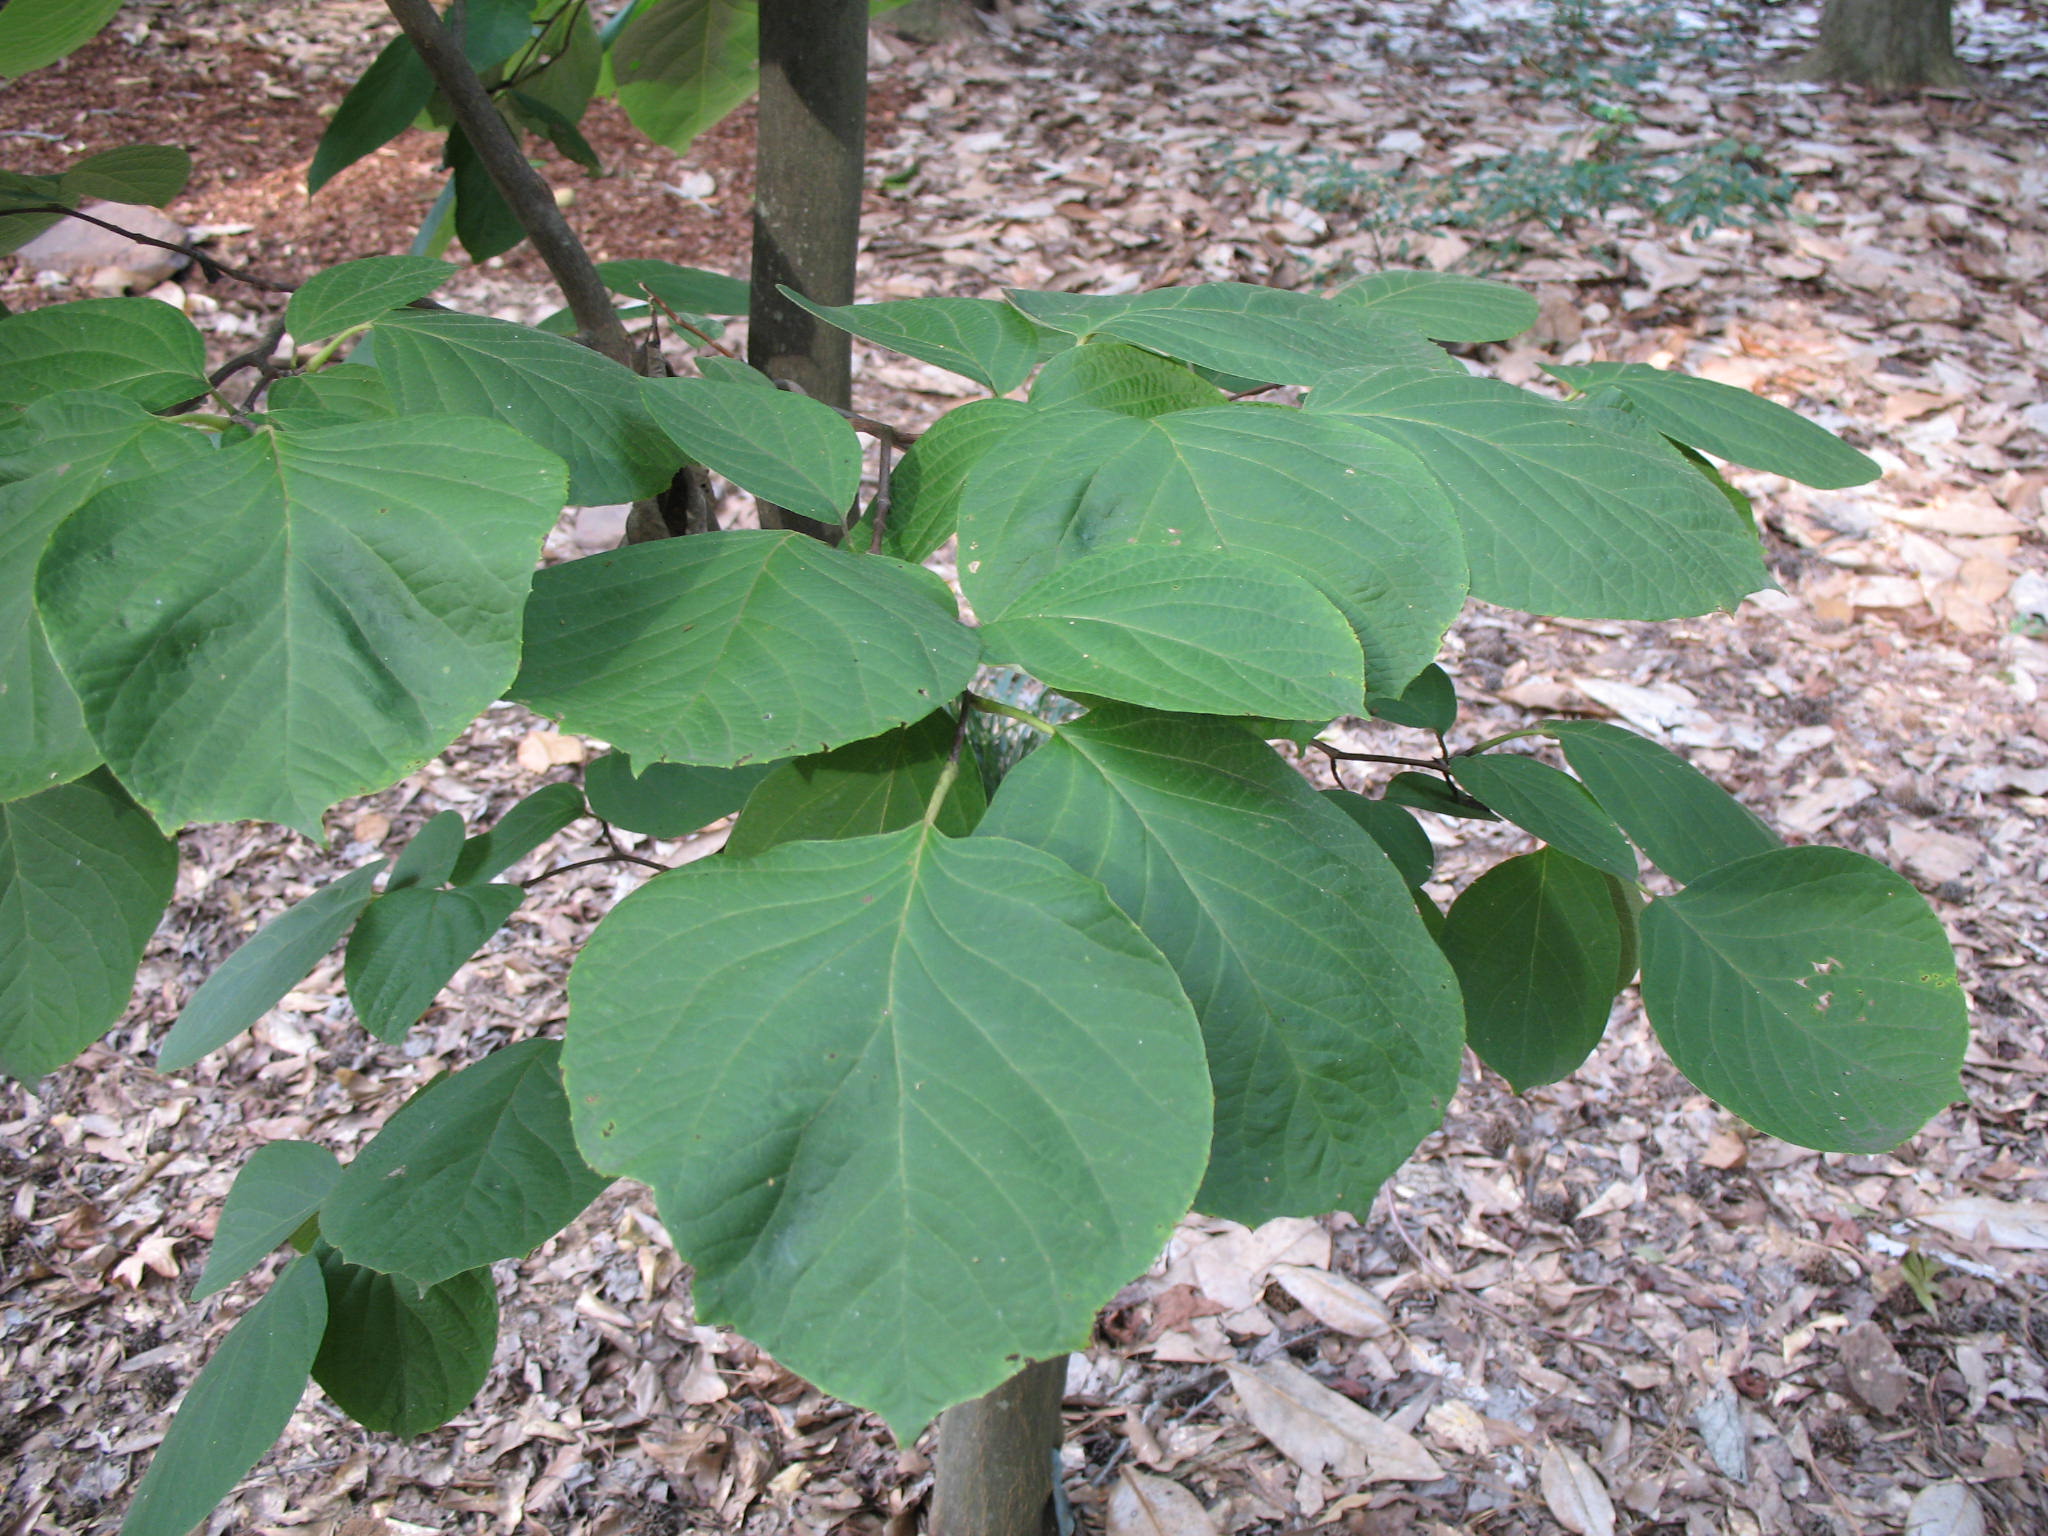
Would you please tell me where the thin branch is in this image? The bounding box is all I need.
[641,291,740,358]
[0,205,293,291]
[865,431,894,554]
[521,851,669,887]
[383,0,634,367]
[1308,739,1446,773]
[208,315,292,388]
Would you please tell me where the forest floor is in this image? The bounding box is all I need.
[4,2,2048,1534]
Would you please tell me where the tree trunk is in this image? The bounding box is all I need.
[930,1356,1068,1536]
[749,0,867,542]
[1784,0,1967,93]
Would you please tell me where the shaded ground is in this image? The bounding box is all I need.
[3,2,2047,1533]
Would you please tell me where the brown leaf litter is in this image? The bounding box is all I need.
[4,1,2047,1532]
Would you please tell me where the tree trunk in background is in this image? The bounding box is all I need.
[930,1356,1068,1536]
[1785,0,1966,92]
[748,0,867,541]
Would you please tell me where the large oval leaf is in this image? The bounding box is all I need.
[641,375,862,521]
[979,707,1464,1223]
[724,708,986,856]
[1333,271,1539,343]
[0,0,125,76]
[859,397,1032,564]
[286,256,455,342]
[957,404,1464,699]
[324,1039,610,1285]
[58,145,191,207]
[37,418,567,835]
[1640,845,1966,1153]
[583,751,775,840]
[1450,751,1638,880]
[513,530,982,768]
[612,0,758,152]
[979,546,1365,720]
[1005,283,1461,387]
[782,290,1047,394]
[1308,364,1769,619]
[121,1255,327,1536]
[343,882,525,1041]
[0,769,178,1083]
[0,297,206,414]
[564,823,1211,1438]
[369,308,680,503]
[307,33,432,193]
[1544,361,1880,489]
[598,257,750,315]
[1440,848,1625,1092]
[312,1249,498,1437]
[193,1141,342,1302]
[0,401,215,800]
[1029,341,1227,418]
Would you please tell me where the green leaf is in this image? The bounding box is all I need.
[957,404,1464,699]
[1383,770,1497,822]
[1543,362,1880,490]
[1004,282,1462,387]
[612,0,758,153]
[980,707,1464,1223]
[725,709,985,856]
[0,404,215,800]
[121,1255,326,1536]
[515,0,602,123]
[1366,663,1456,734]
[324,1039,609,1284]
[1307,363,1770,618]
[1640,845,1967,1152]
[1450,751,1638,880]
[597,257,750,316]
[458,0,534,70]
[264,365,394,430]
[857,397,1032,565]
[980,547,1365,720]
[37,418,568,834]
[513,530,981,768]
[565,822,1211,1439]
[512,85,608,169]
[583,751,772,839]
[193,1142,343,1302]
[449,781,586,885]
[0,170,68,255]
[447,125,527,262]
[344,882,525,1040]
[641,376,861,521]
[312,1249,498,1436]
[1440,848,1624,1092]
[1333,271,1539,343]
[1028,341,1226,418]
[285,256,455,342]
[308,33,434,194]
[157,860,387,1072]
[0,297,207,414]
[0,0,123,76]
[387,809,467,891]
[0,770,178,1083]
[58,145,191,207]
[370,308,679,503]
[1318,791,1434,890]
[782,290,1045,394]
[1542,720,1778,884]
[695,355,773,388]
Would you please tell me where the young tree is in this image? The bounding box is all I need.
[1786,0,1967,92]
[0,6,1970,1536]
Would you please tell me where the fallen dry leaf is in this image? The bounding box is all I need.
[1107,1467,1222,1536]
[1904,1482,1987,1536]
[1838,1320,1912,1416]
[1225,1359,1443,1484]
[1268,1263,1394,1339]
[517,730,585,771]
[1540,1441,1617,1536]
[1915,1197,2048,1251]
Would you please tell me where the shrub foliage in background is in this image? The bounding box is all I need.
[0,4,1966,1534]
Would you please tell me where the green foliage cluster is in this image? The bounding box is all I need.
[0,7,1967,1535]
